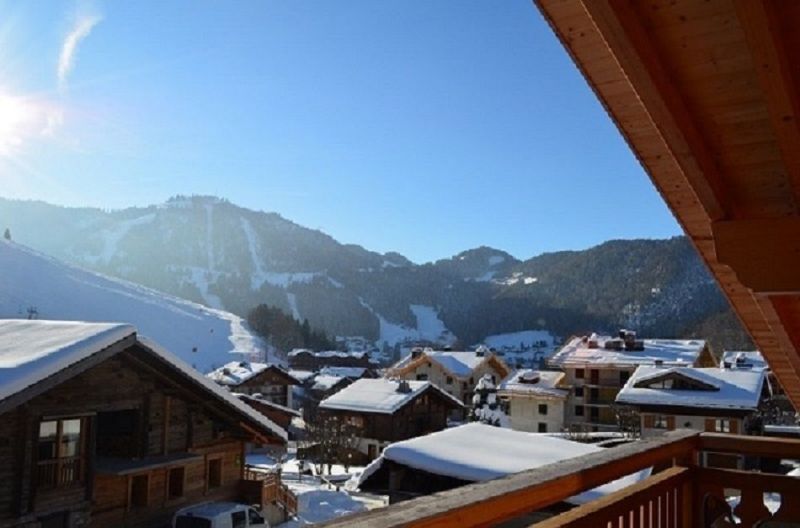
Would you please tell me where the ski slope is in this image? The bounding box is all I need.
[0,240,267,372]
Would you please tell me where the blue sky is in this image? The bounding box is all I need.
[0,0,681,263]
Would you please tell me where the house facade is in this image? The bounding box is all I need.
[389,348,510,418]
[206,361,300,408]
[317,378,463,461]
[0,320,286,528]
[498,370,568,433]
[548,331,717,432]
[616,365,767,439]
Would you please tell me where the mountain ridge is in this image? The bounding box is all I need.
[0,195,752,352]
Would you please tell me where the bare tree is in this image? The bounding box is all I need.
[612,404,641,439]
[302,408,360,475]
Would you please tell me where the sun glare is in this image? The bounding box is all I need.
[0,92,36,156]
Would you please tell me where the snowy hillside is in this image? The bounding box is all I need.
[0,240,267,372]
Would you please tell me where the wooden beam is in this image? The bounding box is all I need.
[578,0,732,221]
[700,432,800,459]
[319,429,699,528]
[712,218,800,293]
[733,0,800,211]
[162,395,171,456]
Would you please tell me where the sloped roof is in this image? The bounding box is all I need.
[393,349,509,380]
[206,360,299,386]
[722,351,767,371]
[356,423,649,505]
[319,378,463,414]
[0,319,286,442]
[549,336,707,368]
[616,366,765,410]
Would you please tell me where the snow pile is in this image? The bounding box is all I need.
[617,366,765,410]
[356,423,650,504]
[0,240,267,372]
[722,350,767,371]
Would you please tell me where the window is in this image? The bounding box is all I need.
[97,410,139,457]
[653,415,669,429]
[574,386,584,398]
[590,369,599,384]
[538,422,547,433]
[130,474,149,508]
[168,467,185,498]
[620,371,630,386]
[575,369,584,379]
[231,511,246,528]
[590,407,599,420]
[37,418,85,488]
[575,405,584,417]
[207,458,222,489]
[538,404,548,415]
[446,376,453,385]
[715,419,731,433]
[416,373,428,381]
[589,388,599,403]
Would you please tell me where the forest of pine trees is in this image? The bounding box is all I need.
[247,304,337,352]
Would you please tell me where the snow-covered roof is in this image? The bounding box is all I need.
[319,366,369,379]
[234,393,301,417]
[549,335,707,368]
[0,320,135,404]
[0,319,287,442]
[356,423,649,505]
[394,349,504,378]
[721,350,767,371]
[319,378,463,414]
[498,370,568,399]
[206,361,296,386]
[288,349,368,359]
[311,374,349,392]
[289,369,316,382]
[616,366,765,410]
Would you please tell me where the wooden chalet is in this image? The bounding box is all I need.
[234,393,300,432]
[207,361,300,408]
[389,348,510,418]
[0,320,288,528]
[616,365,768,438]
[317,378,463,461]
[319,1,800,526]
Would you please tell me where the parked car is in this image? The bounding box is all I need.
[173,502,269,528]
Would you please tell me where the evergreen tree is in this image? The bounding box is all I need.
[469,374,509,427]
[3,228,10,241]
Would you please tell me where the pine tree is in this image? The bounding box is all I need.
[3,228,10,241]
[469,374,509,427]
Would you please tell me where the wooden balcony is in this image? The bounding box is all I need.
[320,430,800,527]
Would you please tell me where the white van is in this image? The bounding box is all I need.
[172,502,269,528]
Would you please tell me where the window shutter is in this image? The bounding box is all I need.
[666,416,676,430]
[644,415,654,428]
[705,418,715,432]
[729,420,739,434]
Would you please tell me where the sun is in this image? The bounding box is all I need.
[0,92,37,156]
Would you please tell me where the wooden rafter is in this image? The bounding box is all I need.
[733,0,800,211]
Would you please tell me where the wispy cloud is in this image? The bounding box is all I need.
[57,14,102,91]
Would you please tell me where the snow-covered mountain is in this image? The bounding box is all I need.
[0,239,267,372]
[0,196,752,351]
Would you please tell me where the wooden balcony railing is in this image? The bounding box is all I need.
[319,429,800,528]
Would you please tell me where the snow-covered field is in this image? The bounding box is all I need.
[479,329,558,368]
[0,240,268,372]
[359,300,456,347]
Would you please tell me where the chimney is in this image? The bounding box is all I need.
[475,345,489,357]
[411,347,423,359]
[654,359,664,367]
[397,379,412,393]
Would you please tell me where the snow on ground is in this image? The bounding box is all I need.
[287,292,301,320]
[488,255,505,266]
[247,453,383,527]
[240,216,270,290]
[87,213,156,265]
[358,299,456,347]
[184,266,224,309]
[0,240,269,372]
